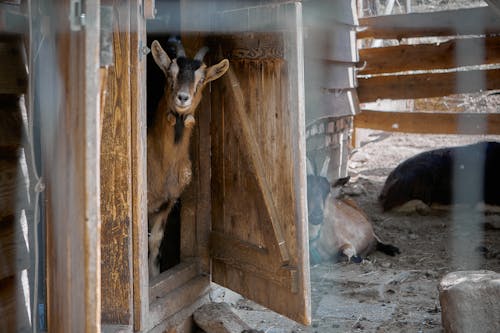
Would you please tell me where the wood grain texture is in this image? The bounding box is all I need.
[355,110,500,135]
[358,7,500,40]
[358,68,500,103]
[359,36,500,75]
[210,3,310,325]
[0,39,27,94]
[0,215,29,280]
[129,0,148,331]
[100,0,133,325]
[0,275,30,332]
[41,0,101,331]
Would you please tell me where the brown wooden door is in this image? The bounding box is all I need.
[209,2,311,325]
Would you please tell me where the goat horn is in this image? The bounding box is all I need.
[194,46,209,62]
[176,42,186,58]
[319,156,330,178]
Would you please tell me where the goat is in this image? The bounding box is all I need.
[147,40,229,277]
[379,141,500,212]
[307,157,399,265]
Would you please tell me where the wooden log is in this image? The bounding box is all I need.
[359,36,500,75]
[193,302,252,333]
[355,110,500,135]
[357,68,500,103]
[358,7,500,40]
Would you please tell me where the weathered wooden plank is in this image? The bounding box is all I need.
[0,215,29,280]
[100,0,133,326]
[358,68,500,103]
[355,110,500,135]
[0,275,30,332]
[358,6,500,40]
[224,67,291,264]
[210,3,311,325]
[0,39,26,94]
[149,260,199,301]
[40,0,101,331]
[148,275,211,331]
[359,36,500,75]
[0,96,22,150]
[193,302,252,333]
[210,231,296,290]
[130,0,148,331]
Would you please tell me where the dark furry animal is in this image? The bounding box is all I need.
[379,141,500,212]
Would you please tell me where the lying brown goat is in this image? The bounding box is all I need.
[307,157,399,265]
[148,40,229,277]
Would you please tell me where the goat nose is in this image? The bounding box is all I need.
[177,93,190,103]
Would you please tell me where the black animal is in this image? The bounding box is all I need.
[379,141,500,212]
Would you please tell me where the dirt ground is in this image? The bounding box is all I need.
[220,130,500,333]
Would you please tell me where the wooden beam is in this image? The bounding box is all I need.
[355,110,500,135]
[130,0,148,331]
[357,68,500,103]
[100,0,133,325]
[357,7,500,40]
[149,260,199,301]
[359,36,500,75]
[148,276,211,331]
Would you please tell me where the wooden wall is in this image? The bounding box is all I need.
[356,5,500,135]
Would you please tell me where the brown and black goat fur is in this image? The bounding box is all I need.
[147,40,229,277]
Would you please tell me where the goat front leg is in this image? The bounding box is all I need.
[148,201,176,279]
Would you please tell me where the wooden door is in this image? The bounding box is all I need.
[209,2,311,325]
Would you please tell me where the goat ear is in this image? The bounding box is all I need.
[333,176,350,188]
[151,40,172,75]
[205,59,229,83]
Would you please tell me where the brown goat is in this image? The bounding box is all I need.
[148,40,229,277]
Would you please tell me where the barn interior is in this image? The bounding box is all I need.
[1,0,500,332]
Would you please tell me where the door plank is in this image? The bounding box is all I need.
[355,110,500,135]
[358,68,500,103]
[359,36,500,75]
[358,7,500,40]
[225,68,290,265]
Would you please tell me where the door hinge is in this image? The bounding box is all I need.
[139,40,150,62]
[70,0,86,31]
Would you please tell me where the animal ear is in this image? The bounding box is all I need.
[205,59,229,83]
[333,176,350,187]
[151,40,172,76]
